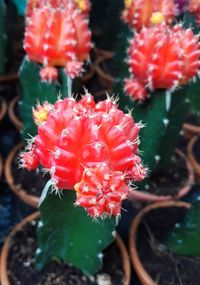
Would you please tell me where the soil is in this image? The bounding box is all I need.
[137,206,200,285]
[8,220,124,285]
[193,136,200,164]
[145,153,188,197]
[12,150,49,197]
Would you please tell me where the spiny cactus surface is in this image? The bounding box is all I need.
[21,92,146,217]
[125,24,200,101]
[24,0,92,81]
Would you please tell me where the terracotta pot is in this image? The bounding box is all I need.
[0,153,3,180]
[183,123,200,140]
[129,201,191,285]
[187,135,200,182]
[0,73,18,85]
[94,47,114,59]
[82,64,96,84]
[0,97,7,122]
[128,149,194,203]
[94,53,115,89]
[8,96,23,131]
[0,212,131,285]
[5,143,39,208]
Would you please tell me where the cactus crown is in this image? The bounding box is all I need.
[21,92,146,218]
[125,24,200,101]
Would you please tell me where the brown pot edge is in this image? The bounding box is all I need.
[5,143,39,208]
[0,212,130,285]
[0,212,40,285]
[129,201,191,285]
[183,123,200,139]
[8,96,23,131]
[128,148,194,203]
[0,97,7,122]
[0,73,18,85]
[187,135,200,177]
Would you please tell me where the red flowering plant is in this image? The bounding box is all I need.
[20,92,146,275]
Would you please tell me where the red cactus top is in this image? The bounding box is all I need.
[21,93,146,217]
[125,24,200,101]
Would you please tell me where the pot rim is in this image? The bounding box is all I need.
[5,143,39,208]
[129,201,191,285]
[128,148,194,202]
[183,123,200,139]
[0,212,131,285]
[0,97,7,122]
[0,73,18,85]
[8,96,23,131]
[187,135,200,177]
[94,55,115,87]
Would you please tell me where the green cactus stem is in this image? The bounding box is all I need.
[166,203,200,256]
[37,190,116,276]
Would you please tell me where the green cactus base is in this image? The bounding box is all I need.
[37,190,116,276]
[166,203,200,256]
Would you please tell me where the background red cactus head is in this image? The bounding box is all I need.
[24,1,92,82]
[125,24,200,101]
[122,0,176,31]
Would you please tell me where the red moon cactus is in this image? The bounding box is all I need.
[24,1,92,81]
[125,24,200,101]
[122,0,176,31]
[20,93,146,217]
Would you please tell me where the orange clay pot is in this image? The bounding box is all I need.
[183,123,200,140]
[129,201,191,285]
[0,153,3,180]
[5,143,39,208]
[128,149,194,203]
[0,97,7,122]
[187,135,200,183]
[0,212,131,285]
[8,96,23,131]
[94,52,115,89]
[0,73,18,85]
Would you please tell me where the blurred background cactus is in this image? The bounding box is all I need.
[19,0,92,139]
[114,0,200,188]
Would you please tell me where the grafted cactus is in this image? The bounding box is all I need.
[0,0,7,74]
[24,0,91,81]
[114,19,199,181]
[20,92,146,275]
[21,92,146,217]
[125,24,200,101]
